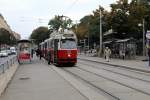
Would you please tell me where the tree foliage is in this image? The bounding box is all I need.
[74,0,150,47]
[74,7,111,44]
[48,15,72,31]
[32,0,149,49]
[0,28,17,46]
[30,26,49,45]
[76,15,91,39]
[110,0,150,38]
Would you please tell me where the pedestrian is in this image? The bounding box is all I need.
[36,48,39,57]
[148,49,150,66]
[31,49,34,58]
[39,49,42,60]
[119,50,125,59]
[122,50,125,60]
[47,50,51,65]
[36,48,42,60]
[104,47,111,62]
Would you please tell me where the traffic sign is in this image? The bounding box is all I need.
[146,30,150,39]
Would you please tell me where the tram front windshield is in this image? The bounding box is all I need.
[61,39,76,49]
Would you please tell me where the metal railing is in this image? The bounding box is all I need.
[0,56,18,75]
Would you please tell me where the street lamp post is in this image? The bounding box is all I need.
[142,19,146,56]
[137,0,150,56]
[99,5,103,57]
[138,19,146,56]
[88,22,90,51]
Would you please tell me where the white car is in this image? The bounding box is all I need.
[0,50,8,57]
[10,47,16,55]
[6,50,11,55]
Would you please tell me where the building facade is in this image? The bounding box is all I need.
[12,31,21,40]
[0,14,21,40]
[0,14,12,32]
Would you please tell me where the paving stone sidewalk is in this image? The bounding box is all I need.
[0,57,87,100]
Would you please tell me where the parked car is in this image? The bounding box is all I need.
[0,50,8,57]
[6,50,11,55]
[10,47,16,55]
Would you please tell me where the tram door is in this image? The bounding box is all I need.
[54,39,59,63]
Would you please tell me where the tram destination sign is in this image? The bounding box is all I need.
[146,30,150,39]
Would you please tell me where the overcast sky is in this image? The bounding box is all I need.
[0,0,117,39]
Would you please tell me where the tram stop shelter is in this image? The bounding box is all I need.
[103,38,136,59]
[115,38,136,59]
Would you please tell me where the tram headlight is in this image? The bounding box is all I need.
[68,54,71,57]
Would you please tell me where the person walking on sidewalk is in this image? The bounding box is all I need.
[104,47,111,62]
[47,50,51,65]
[148,48,150,66]
[31,49,34,58]
[39,49,42,60]
[36,48,42,60]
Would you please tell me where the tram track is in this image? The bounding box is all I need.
[78,61,150,83]
[60,62,150,100]
[78,58,150,74]
[62,67,121,100]
[74,66,150,96]
[49,58,150,99]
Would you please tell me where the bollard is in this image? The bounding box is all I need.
[10,59,13,67]
[7,61,9,69]
[12,57,14,64]
[148,49,150,66]
[0,56,17,74]
[13,57,15,64]
[0,64,2,74]
[2,64,5,73]
[149,56,150,67]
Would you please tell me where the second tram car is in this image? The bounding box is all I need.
[40,30,77,66]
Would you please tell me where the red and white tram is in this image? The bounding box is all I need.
[40,30,77,66]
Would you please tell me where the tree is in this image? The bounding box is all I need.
[77,15,91,39]
[48,15,72,31]
[48,15,62,31]
[110,0,130,39]
[124,0,150,39]
[73,6,111,47]
[90,7,111,44]
[109,0,150,39]
[30,26,49,45]
[127,0,148,39]
[0,28,17,46]
[73,0,150,49]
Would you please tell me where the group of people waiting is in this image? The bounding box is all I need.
[34,48,51,65]
[30,48,42,60]
[103,47,136,62]
[35,48,42,60]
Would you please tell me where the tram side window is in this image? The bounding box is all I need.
[45,42,47,49]
[51,40,54,48]
[48,41,50,48]
[49,40,52,48]
[61,39,76,49]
